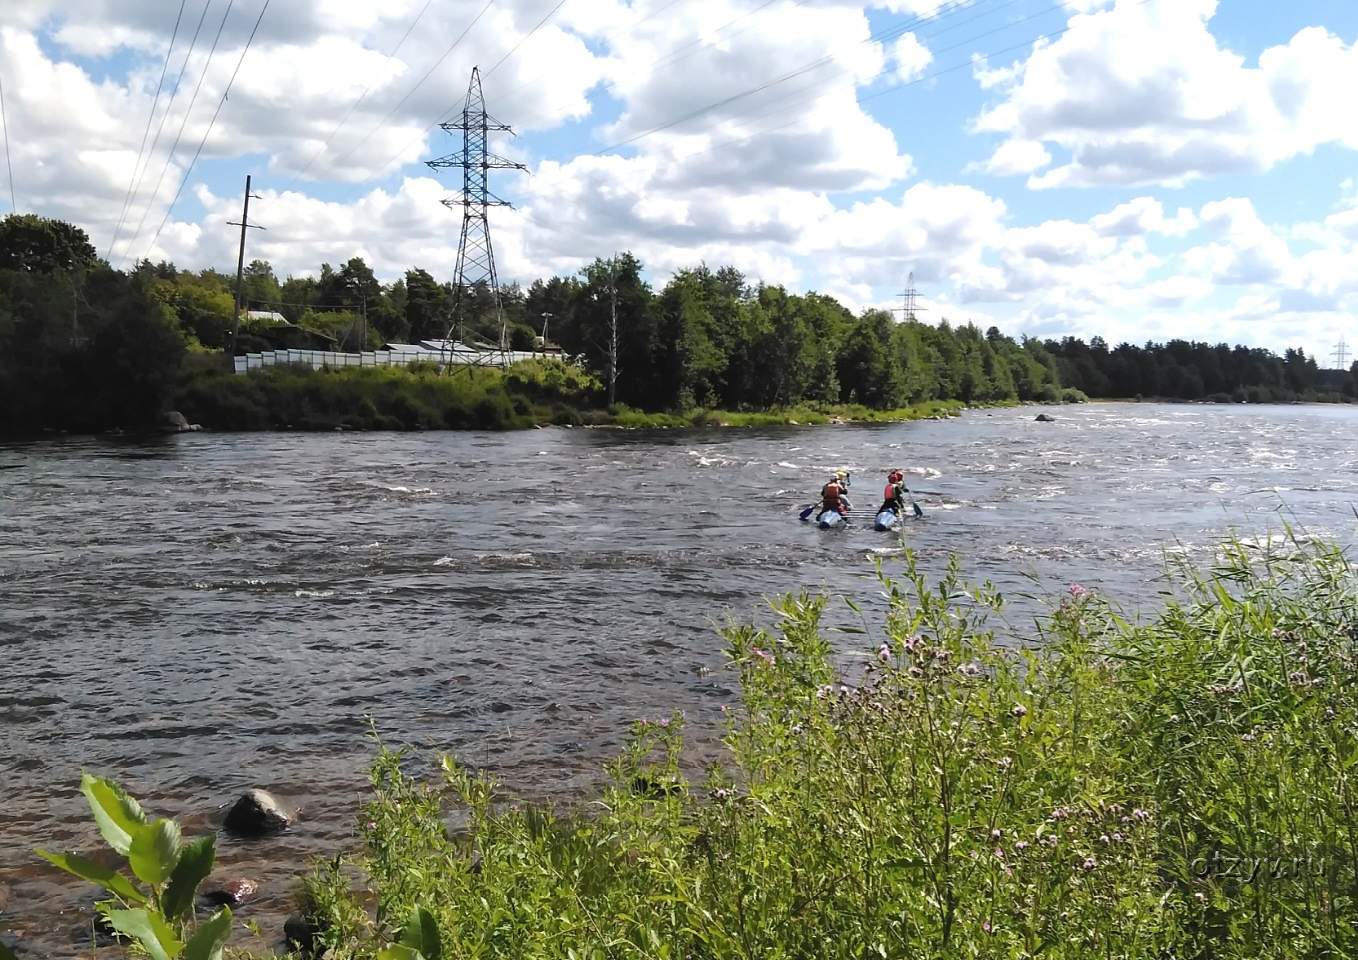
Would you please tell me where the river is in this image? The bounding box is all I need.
[2,402,1355,956]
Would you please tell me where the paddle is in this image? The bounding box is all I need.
[799,470,851,522]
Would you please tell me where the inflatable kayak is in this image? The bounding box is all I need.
[874,508,901,532]
[817,510,847,530]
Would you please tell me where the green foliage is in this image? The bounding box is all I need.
[1045,336,1355,402]
[0,213,98,273]
[301,535,1358,958]
[177,362,598,432]
[37,775,233,960]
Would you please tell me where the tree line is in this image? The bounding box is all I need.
[2,213,1355,434]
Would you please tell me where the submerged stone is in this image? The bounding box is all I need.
[202,877,258,907]
[223,789,291,837]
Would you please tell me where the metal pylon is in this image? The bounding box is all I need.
[426,67,526,368]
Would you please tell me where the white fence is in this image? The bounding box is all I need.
[232,346,550,374]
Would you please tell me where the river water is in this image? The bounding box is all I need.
[2,402,1355,955]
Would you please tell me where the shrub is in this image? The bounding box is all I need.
[37,775,233,960]
[1059,387,1090,403]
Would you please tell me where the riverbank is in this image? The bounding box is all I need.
[172,361,991,432]
[18,534,1357,959]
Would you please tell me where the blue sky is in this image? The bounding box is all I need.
[2,0,1356,359]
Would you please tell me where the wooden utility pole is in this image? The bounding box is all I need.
[608,256,619,407]
[227,175,265,356]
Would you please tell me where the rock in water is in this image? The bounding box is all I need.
[223,789,291,836]
[162,410,203,433]
[202,878,258,907]
[1035,413,1056,423]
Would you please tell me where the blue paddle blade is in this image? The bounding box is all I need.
[799,504,815,521]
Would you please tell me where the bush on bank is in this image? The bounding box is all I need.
[290,535,1357,959]
[175,359,602,432]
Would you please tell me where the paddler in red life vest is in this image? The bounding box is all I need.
[817,470,852,521]
[879,470,908,516]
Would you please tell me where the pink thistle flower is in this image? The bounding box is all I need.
[1081,856,1098,872]
[1014,841,1029,853]
[1011,704,1028,719]
[877,643,891,663]
[751,647,776,666]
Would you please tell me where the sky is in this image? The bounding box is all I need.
[1,0,1356,361]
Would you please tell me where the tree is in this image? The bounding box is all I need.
[241,260,283,310]
[0,214,98,273]
[405,268,449,342]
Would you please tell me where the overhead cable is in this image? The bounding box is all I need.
[106,0,189,258]
[141,0,273,264]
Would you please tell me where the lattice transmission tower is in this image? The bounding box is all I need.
[426,67,526,367]
[1333,338,1350,370]
[891,271,928,323]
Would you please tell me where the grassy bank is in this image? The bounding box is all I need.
[174,362,983,432]
[278,535,1357,959]
[603,399,970,429]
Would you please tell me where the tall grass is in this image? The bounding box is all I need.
[298,534,1357,958]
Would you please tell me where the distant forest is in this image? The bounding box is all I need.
[1,213,1354,434]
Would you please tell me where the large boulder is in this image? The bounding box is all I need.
[162,410,203,433]
[1035,413,1057,423]
[223,789,291,837]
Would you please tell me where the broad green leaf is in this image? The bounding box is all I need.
[400,906,441,960]
[128,818,183,886]
[103,907,182,960]
[35,849,147,904]
[161,835,215,921]
[81,774,148,856]
[182,907,232,960]
[377,947,423,960]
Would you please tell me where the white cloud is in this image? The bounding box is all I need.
[978,139,1051,176]
[892,32,931,82]
[1090,197,1197,237]
[974,0,1358,188]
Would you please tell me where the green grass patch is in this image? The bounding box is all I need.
[602,399,969,429]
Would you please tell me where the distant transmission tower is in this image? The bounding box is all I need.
[1333,337,1350,370]
[426,67,526,367]
[892,271,928,323]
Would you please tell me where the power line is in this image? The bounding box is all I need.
[106,0,189,258]
[331,0,498,168]
[485,0,570,77]
[0,67,14,213]
[595,0,993,153]
[284,0,436,186]
[140,0,272,264]
[682,0,1061,144]
[117,0,217,262]
[373,0,684,175]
